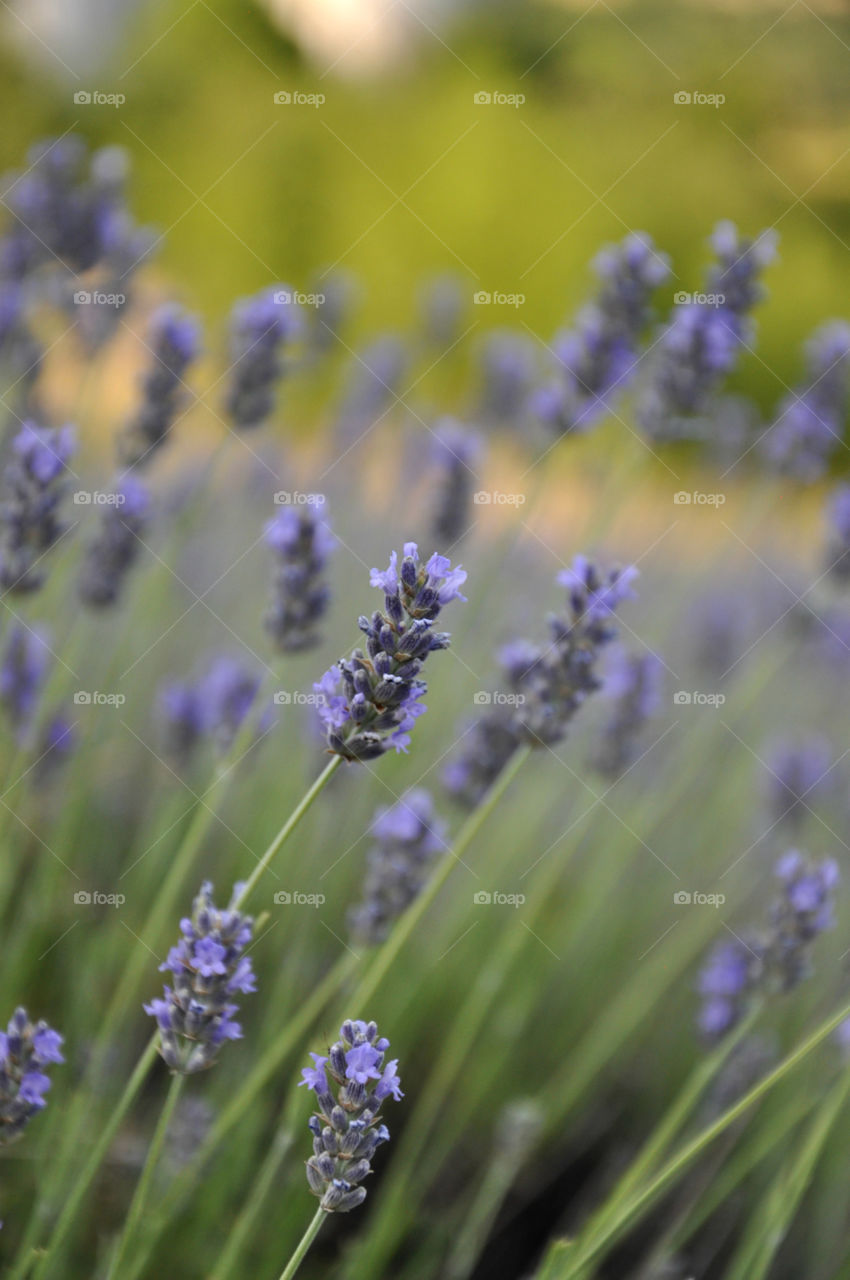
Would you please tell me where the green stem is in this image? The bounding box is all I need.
[107,1071,185,1280]
[277,1207,327,1280]
[557,996,850,1279]
[232,756,342,909]
[25,1035,160,1280]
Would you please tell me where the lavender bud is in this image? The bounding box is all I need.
[298,1019,402,1212]
[224,287,300,430]
[0,1007,63,1145]
[0,422,76,593]
[264,505,334,653]
[78,476,150,608]
[121,306,200,466]
[143,881,256,1074]
[349,789,447,945]
[315,544,466,761]
[763,735,833,834]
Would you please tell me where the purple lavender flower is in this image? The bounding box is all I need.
[764,735,833,834]
[316,544,466,762]
[30,711,77,788]
[78,477,150,608]
[636,223,777,441]
[590,649,663,778]
[0,624,49,737]
[697,851,839,1039]
[349,789,447,945]
[0,421,75,593]
[144,881,255,1074]
[225,288,301,430]
[299,1019,402,1212]
[762,322,850,480]
[826,484,850,580]
[158,681,205,769]
[532,232,669,436]
[334,335,407,443]
[429,419,482,546]
[476,331,536,427]
[121,305,201,466]
[0,1007,63,1144]
[264,505,334,653]
[199,656,264,752]
[443,708,523,808]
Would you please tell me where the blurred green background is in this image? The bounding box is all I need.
[3,0,850,413]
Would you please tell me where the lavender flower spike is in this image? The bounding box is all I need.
[0,1007,63,1144]
[826,483,850,581]
[299,1019,402,1212]
[0,421,75,593]
[144,881,255,1073]
[349,790,447,945]
[264,505,334,653]
[430,419,482,546]
[78,476,150,608]
[121,305,200,466]
[224,287,301,430]
[590,649,663,778]
[315,544,466,762]
[762,322,850,481]
[0,624,50,738]
[697,851,838,1039]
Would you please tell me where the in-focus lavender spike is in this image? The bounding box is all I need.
[0,1007,64,1145]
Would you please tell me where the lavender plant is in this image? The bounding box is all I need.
[264,505,334,653]
[762,322,850,480]
[0,1009,63,1145]
[429,419,481,545]
[120,305,201,466]
[589,648,663,778]
[77,477,150,608]
[224,288,300,430]
[315,543,466,761]
[0,421,75,593]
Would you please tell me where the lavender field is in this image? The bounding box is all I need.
[1,2,850,1278]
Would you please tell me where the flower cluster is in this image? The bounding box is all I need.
[121,305,201,466]
[697,851,839,1039]
[0,624,50,737]
[636,222,777,441]
[429,419,481,546]
[764,735,833,834]
[0,421,76,593]
[533,231,670,435]
[158,654,265,766]
[225,288,300,430]
[762,322,850,480]
[264,506,334,653]
[349,789,447,945]
[315,544,466,761]
[144,881,256,1074]
[590,649,663,778]
[78,477,150,608]
[299,1019,402,1213]
[0,1007,64,1145]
